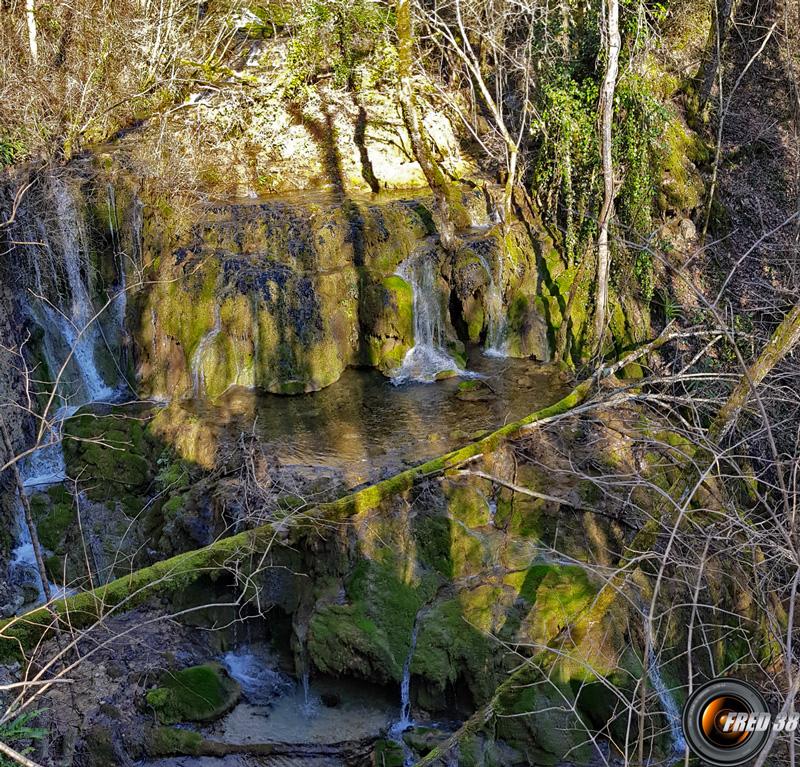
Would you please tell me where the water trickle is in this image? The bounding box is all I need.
[9,406,79,608]
[9,497,45,605]
[389,609,425,765]
[192,305,222,397]
[221,646,293,706]
[648,650,686,754]
[106,184,128,342]
[473,250,507,356]
[299,668,319,717]
[392,250,461,384]
[20,407,76,489]
[645,623,686,755]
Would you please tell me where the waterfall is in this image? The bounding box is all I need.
[648,649,687,754]
[9,497,46,606]
[20,406,77,489]
[8,406,79,608]
[473,250,507,356]
[645,622,686,755]
[191,304,222,397]
[15,177,120,404]
[5,175,128,610]
[397,618,419,728]
[392,250,461,384]
[389,609,425,766]
[221,646,293,705]
[106,184,128,341]
[300,669,316,715]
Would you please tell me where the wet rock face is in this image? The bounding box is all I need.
[136,196,436,398]
[135,193,563,399]
[290,436,629,765]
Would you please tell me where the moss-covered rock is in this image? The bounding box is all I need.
[308,559,427,683]
[30,485,75,552]
[63,409,157,502]
[656,116,708,215]
[360,275,415,374]
[146,662,240,724]
[145,726,204,757]
[136,197,438,397]
[372,738,405,767]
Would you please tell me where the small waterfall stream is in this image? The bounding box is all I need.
[17,177,121,404]
[9,406,79,605]
[473,250,507,355]
[389,609,424,765]
[392,250,461,384]
[645,621,686,755]
[6,177,129,609]
[192,304,222,397]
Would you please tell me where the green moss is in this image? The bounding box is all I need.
[63,411,155,501]
[445,483,491,527]
[145,726,203,757]
[411,587,499,702]
[449,523,485,577]
[308,559,426,682]
[414,516,454,578]
[360,275,415,374]
[466,306,485,344]
[161,494,187,521]
[44,554,65,584]
[146,663,240,724]
[372,739,405,767]
[656,118,707,213]
[494,673,594,763]
[36,502,74,552]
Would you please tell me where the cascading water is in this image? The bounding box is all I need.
[473,250,507,356]
[221,645,293,705]
[9,498,45,606]
[192,304,222,397]
[389,609,424,766]
[106,184,128,343]
[51,181,117,402]
[392,250,461,384]
[5,175,127,610]
[8,405,78,607]
[17,177,120,404]
[646,630,687,754]
[20,406,76,489]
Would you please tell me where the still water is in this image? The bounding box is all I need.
[182,352,570,487]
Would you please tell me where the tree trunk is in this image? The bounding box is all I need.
[26,0,38,65]
[594,0,620,351]
[396,0,459,251]
[712,304,800,438]
[696,0,742,114]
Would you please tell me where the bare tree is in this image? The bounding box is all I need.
[594,0,620,351]
[24,0,37,65]
[396,0,460,251]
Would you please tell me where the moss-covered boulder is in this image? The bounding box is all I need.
[63,409,157,502]
[30,485,75,554]
[146,662,240,724]
[360,275,415,374]
[308,559,428,684]
[372,738,405,767]
[145,726,204,757]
